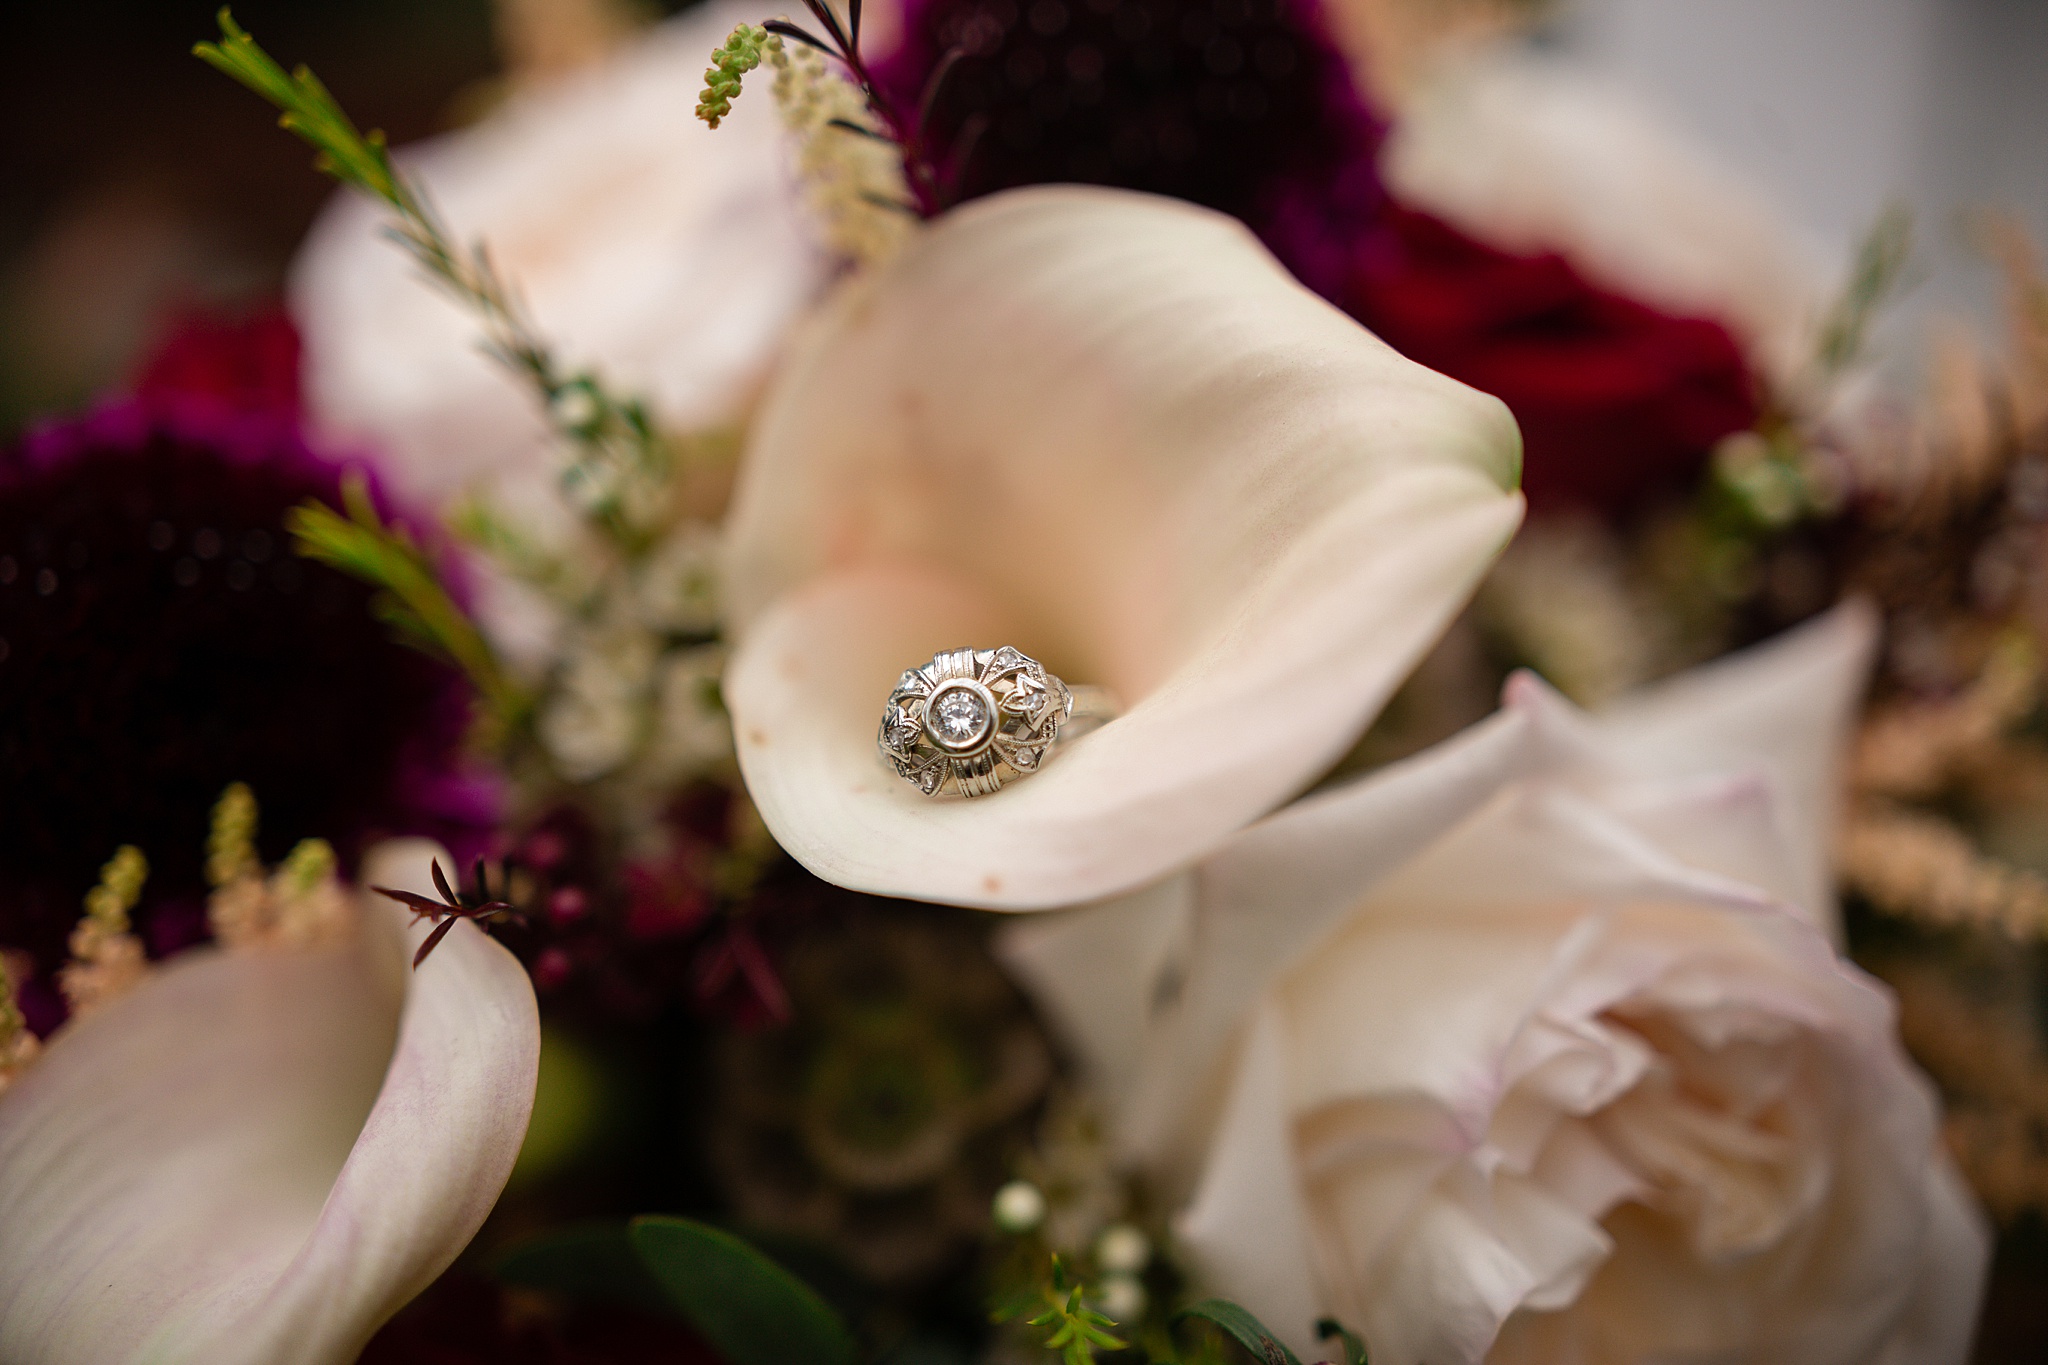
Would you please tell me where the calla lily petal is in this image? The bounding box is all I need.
[0,840,539,1365]
[723,184,1524,908]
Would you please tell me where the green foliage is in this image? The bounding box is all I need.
[1815,206,1913,380]
[995,1255,1128,1365]
[1315,1318,1369,1365]
[1706,427,1833,535]
[496,1222,677,1315]
[1172,1300,1303,1365]
[193,8,409,207]
[498,1217,868,1362]
[197,9,677,556]
[629,1215,860,1365]
[447,500,589,613]
[286,470,523,727]
[699,24,780,127]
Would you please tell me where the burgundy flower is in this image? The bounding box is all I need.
[132,307,305,422]
[876,0,1759,512]
[1332,207,1759,511]
[874,0,1384,225]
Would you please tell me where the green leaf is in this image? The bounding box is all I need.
[1315,1318,1369,1365]
[628,1215,859,1365]
[1173,1300,1304,1365]
[495,1222,673,1316]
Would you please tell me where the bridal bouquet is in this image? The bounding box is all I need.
[4,0,2041,1360]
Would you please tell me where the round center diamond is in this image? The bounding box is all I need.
[925,683,994,752]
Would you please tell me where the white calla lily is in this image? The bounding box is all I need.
[290,0,823,508]
[0,840,539,1365]
[1004,604,1985,1363]
[722,184,1524,909]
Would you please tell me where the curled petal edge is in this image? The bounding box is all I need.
[0,839,539,1365]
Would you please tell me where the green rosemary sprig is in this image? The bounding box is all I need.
[287,471,525,727]
[1813,206,1913,381]
[1000,1256,1127,1365]
[446,499,598,617]
[195,8,673,555]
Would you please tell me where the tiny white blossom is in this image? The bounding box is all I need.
[538,630,657,780]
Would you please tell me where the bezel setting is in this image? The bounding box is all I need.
[923,678,999,756]
[878,646,1075,798]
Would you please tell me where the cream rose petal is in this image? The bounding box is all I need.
[722,184,1524,908]
[290,0,822,507]
[1004,602,1875,1162]
[0,840,539,1365]
[1577,598,1878,934]
[1177,784,1981,1365]
[1000,609,1970,1364]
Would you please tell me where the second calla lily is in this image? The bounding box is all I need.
[0,841,539,1365]
[721,184,1525,909]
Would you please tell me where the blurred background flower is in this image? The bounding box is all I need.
[0,317,491,1035]
[8,1,2048,1360]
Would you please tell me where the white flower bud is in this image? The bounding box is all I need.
[1098,1273,1147,1324]
[991,1179,1046,1234]
[1094,1223,1150,1274]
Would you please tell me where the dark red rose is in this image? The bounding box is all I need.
[132,306,305,422]
[1335,207,1759,512]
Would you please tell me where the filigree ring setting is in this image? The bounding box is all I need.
[879,646,1081,798]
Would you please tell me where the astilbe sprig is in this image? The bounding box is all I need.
[763,38,916,262]
[202,784,355,950]
[694,0,958,217]
[205,780,262,889]
[195,8,676,554]
[0,954,37,1093]
[698,23,778,128]
[60,846,151,1017]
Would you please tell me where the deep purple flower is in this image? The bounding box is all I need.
[0,328,494,1029]
[874,0,1386,225]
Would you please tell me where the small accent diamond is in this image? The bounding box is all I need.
[1004,671,1047,717]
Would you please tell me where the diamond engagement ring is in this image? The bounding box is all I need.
[878,647,1110,798]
